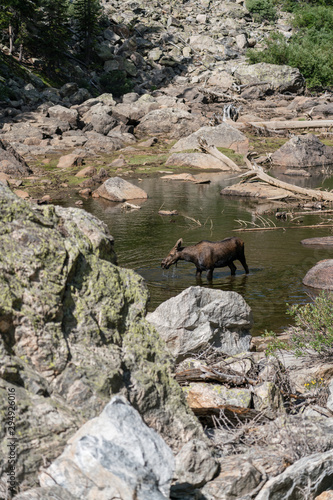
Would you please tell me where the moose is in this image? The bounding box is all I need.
[161,237,249,281]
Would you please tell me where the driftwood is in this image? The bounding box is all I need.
[175,366,257,386]
[242,161,333,202]
[234,224,333,232]
[247,120,333,131]
[158,210,178,216]
[198,138,241,172]
[198,87,247,104]
[192,405,272,423]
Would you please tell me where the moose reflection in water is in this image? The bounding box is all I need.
[161,236,249,282]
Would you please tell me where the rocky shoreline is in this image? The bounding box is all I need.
[1,0,333,498]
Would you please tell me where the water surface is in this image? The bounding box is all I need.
[60,172,333,336]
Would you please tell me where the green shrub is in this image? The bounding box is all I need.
[246,0,277,22]
[247,29,333,88]
[99,70,133,97]
[264,292,333,359]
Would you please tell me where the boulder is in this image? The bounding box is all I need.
[271,135,333,168]
[39,396,174,500]
[112,101,159,123]
[165,152,230,170]
[75,166,97,178]
[170,123,249,155]
[234,63,305,94]
[81,103,117,135]
[185,382,252,409]
[303,260,333,290]
[0,185,216,491]
[146,287,253,362]
[255,450,333,500]
[48,105,78,127]
[188,35,225,55]
[94,177,148,202]
[57,153,84,169]
[135,108,204,139]
[0,138,33,177]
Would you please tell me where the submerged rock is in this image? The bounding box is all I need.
[147,286,253,362]
[303,259,333,290]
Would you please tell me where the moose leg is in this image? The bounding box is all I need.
[228,262,237,275]
[239,256,249,274]
[207,268,214,282]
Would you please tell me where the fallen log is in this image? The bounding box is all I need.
[158,210,178,216]
[175,366,256,386]
[247,120,333,130]
[242,161,333,202]
[234,224,333,232]
[192,405,272,423]
[198,138,241,172]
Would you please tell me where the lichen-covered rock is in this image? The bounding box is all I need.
[0,184,216,492]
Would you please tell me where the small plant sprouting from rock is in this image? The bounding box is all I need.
[263,292,333,360]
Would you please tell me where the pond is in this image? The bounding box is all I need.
[60,172,333,336]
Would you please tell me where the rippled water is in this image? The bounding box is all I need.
[59,171,333,336]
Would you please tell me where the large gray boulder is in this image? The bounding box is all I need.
[0,185,216,492]
[94,177,148,202]
[234,63,305,94]
[147,287,253,362]
[81,102,117,135]
[48,105,78,127]
[170,123,249,155]
[39,396,174,500]
[135,108,204,139]
[271,134,333,168]
[255,449,333,499]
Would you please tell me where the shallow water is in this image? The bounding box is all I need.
[60,172,333,336]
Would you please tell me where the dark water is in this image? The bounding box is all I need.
[60,172,333,336]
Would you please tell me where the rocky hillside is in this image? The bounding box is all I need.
[0,0,295,108]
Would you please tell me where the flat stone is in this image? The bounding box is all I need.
[301,237,333,247]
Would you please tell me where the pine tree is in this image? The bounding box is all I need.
[0,0,39,58]
[72,0,102,64]
[30,0,70,71]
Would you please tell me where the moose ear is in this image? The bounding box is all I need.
[175,238,183,250]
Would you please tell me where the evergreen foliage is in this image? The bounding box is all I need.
[99,70,134,97]
[72,0,102,63]
[29,0,71,70]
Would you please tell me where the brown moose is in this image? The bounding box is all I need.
[161,237,249,281]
